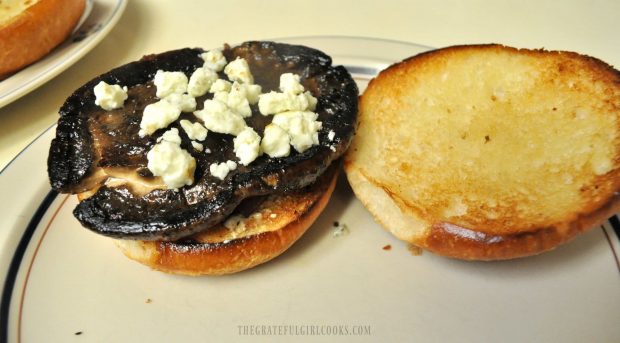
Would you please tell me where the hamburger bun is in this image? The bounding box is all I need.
[345,44,620,260]
[0,0,86,79]
[48,42,358,275]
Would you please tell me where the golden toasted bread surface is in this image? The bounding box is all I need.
[346,44,620,260]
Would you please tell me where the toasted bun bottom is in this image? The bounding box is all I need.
[345,44,620,260]
[113,162,339,275]
[0,0,86,78]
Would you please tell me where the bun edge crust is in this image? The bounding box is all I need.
[424,190,620,260]
[0,0,86,78]
[346,163,620,260]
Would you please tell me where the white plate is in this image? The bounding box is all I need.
[0,0,127,109]
[1,37,619,343]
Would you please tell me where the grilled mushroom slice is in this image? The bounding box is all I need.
[48,41,358,241]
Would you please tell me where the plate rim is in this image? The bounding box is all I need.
[271,34,434,50]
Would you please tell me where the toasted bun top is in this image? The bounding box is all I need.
[0,0,85,78]
[346,44,620,259]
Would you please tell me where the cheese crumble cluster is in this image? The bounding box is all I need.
[93,48,328,189]
[93,81,128,110]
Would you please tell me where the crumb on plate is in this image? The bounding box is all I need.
[332,221,349,237]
